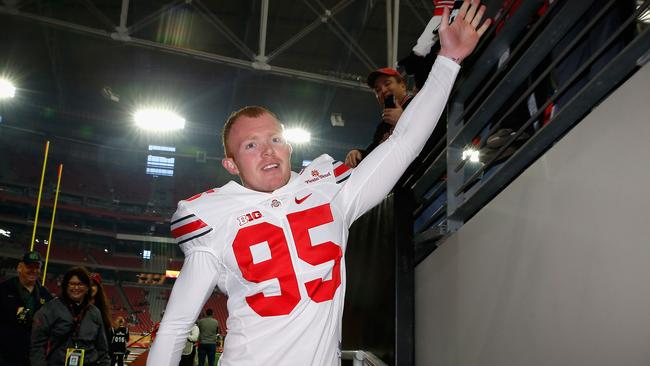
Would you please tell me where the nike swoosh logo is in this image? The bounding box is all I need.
[294,193,312,204]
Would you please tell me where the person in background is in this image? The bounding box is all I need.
[197,309,220,366]
[90,272,113,342]
[346,0,465,169]
[110,316,129,366]
[31,266,110,366]
[180,322,200,366]
[150,311,164,344]
[345,67,411,168]
[0,251,53,366]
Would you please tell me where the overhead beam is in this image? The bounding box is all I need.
[127,0,185,35]
[79,0,116,30]
[266,0,354,62]
[303,0,377,71]
[0,6,370,91]
[193,0,257,61]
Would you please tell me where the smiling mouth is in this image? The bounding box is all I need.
[262,163,279,171]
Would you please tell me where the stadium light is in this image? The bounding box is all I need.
[284,128,311,144]
[134,108,185,132]
[0,79,16,99]
[462,147,480,163]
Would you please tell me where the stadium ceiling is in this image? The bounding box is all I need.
[0,0,501,161]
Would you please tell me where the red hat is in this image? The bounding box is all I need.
[367,67,402,88]
[90,273,102,285]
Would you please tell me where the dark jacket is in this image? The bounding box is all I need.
[30,298,110,366]
[363,96,414,156]
[0,276,53,366]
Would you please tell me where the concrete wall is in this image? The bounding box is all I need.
[415,64,650,366]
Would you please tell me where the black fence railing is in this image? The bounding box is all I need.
[399,0,650,264]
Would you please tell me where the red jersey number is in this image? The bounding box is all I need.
[232,204,342,316]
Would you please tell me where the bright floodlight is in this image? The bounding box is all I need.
[134,108,185,132]
[0,79,16,99]
[284,128,311,144]
[462,147,480,163]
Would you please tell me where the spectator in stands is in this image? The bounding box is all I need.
[30,266,110,366]
[0,251,53,366]
[197,309,220,366]
[345,67,412,168]
[180,322,200,366]
[110,316,129,366]
[346,1,462,169]
[90,272,114,342]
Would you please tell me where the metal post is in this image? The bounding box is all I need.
[446,102,464,232]
[386,0,393,67]
[394,188,414,366]
[254,0,270,69]
[392,0,400,67]
[119,0,130,30]
[259,0,269,58]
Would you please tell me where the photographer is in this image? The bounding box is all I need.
[345,67,412,168]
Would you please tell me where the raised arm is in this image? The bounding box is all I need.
[340,0,490,223]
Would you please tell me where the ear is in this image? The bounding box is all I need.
[288,143,293,155]
[222,158,240,175]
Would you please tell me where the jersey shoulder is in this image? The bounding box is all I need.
[299,154,352,186]
[171,182,265,246]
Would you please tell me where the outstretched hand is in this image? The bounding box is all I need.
[438,0,491,64]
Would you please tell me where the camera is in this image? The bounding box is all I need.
[384,95,396,109]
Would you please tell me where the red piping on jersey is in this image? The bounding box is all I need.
[334,163,350,177]
[171,219,208,238]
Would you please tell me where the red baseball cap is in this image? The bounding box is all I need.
[367,67,402,88]
[90,272,102,285]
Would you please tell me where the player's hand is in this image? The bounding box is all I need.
[345,149,363,168]
[382,105,403,126]
[438,0,491,64]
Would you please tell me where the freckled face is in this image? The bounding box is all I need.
[222,113,293,193]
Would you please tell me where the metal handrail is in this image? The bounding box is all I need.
[341,350,389,366]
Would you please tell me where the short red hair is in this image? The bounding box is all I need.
[222,106,279,157]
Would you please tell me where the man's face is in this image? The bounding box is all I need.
[17,262,41,287]
[222,113,293,193]
[373,75,407,106]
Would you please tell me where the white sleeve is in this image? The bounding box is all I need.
[147,250,220,365]
[147,203,222,366]
[412,16,441,57]
[188,325,200,342]
[339,56,460,224]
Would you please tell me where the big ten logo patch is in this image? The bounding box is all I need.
[237,211,263,226]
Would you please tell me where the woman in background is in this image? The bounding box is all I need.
[30,266,109,366]
[89,272,113,342]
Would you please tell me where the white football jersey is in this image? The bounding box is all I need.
[148,56,460,366]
